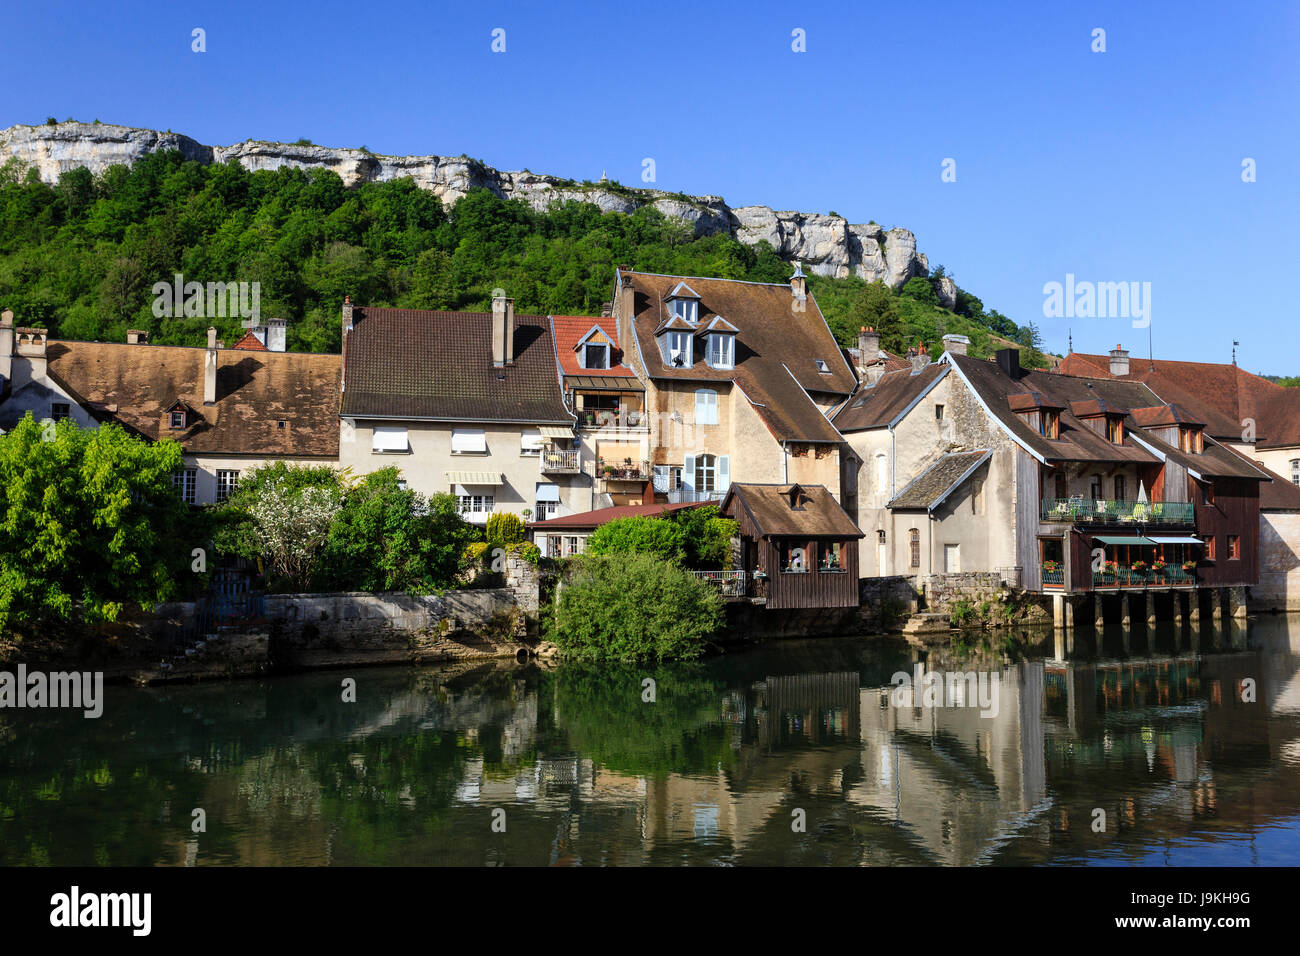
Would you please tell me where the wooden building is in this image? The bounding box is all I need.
[720,483,863,609]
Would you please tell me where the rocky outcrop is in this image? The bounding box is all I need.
[0,122,930,287]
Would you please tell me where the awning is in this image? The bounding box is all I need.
[371,427,409,453]
[521,429,546,451]
[539,425,574,438]
[535,482,560,502]
[566,375,645,392]
[1094,535,1157,545]
[446,471,502,486]
[1148,536,1203,545]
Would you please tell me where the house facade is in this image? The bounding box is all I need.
[610,267,854,505]
[337,297,584,525]
[0,311,339,504]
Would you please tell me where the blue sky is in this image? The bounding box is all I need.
[3,0,1298,372]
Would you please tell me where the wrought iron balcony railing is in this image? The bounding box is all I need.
[1040,497,1195,525]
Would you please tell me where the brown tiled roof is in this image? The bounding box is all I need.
[1058,351,1291,445]
[1220,445,1300,510]
[40,340,340,456]
[551,315,636,380]
[832,364,947,432]
[889,450,991,510]
[949,354,1267,480]
[621,271,854,442]
[341,307,572,423]
[528,500,705,531]
[232,331,269,351]
[721,483,863,538]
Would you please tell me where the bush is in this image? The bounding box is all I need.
[585,515,686,563]
[668,505,737,570]
[485,511,525,546]
[554,553,724,662]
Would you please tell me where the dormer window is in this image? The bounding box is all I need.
[170,410,186,429]
[671,298,699,324]
[1040,411,1059,439]
[1106,416,1123,444]
[667,330,692,367]
[815,359,830,373]
[1180,426,1203,454]
[706,333,734,369]
[583,343,610,370]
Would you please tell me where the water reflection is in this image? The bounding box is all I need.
[3,616,1299,866]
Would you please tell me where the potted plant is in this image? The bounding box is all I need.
[1100,559,1118,578]
[1042,559,1061,574]
[1131,560,1148,575]
[603,464,615,476]
[1182,559,1197,573]
[1152,558,1167,572]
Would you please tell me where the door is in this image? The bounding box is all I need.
[944,543,961,573]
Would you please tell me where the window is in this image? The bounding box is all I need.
[277,420,286,429]
[216,469,240,503]
[1201,482,1215,506]
[458,494,494,515]
[909,529,921,569]
[1090,475,1103,500]
[694,389,718,425]
[875,454,888,493]
[814,359,830,373]
[583,343,609,369]
[172,469,197,505]
[396,479,407,490]
[1040,411,1059,439]
[1114,475,1126,501]
[565,536,580,557]
[1291,459,1299,486]
[695,454,717,493]
[667,331,692,367]
[547,534,561,557]
[820,541,845,571]
[1205,535,1216,560]
[535,500,558,520]
[780,540,809,572]
[373,427,410,454]
[450,428,487,454]
[670,298,698,323]
[1105,416,1123,444]
[1228,534,1240,560]
[670,466,683,490]
[935,404,945,421]
[706,334,734,369]
[520,429,544,455]
[51,402,71,422]
[1181,427,1203,454]
[169,410,185,429]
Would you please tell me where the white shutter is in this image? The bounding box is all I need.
[653,465,670,492]
[372,427,409,453]
[717,455,730,495]
[683,454,696,493]
[451,428,487,454]
[695,389,717,425]
[520,429,544,452]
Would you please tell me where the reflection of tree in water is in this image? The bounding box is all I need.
[542,663,736,777]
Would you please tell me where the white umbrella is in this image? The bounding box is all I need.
[1137,480,1148,503]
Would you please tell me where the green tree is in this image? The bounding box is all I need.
[554,553,724,662]
[667,505,737,570]
[484,511,525,548]
[585,515,687,563]
[0,415,193,633]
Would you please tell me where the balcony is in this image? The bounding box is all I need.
[691,569,748,598]
[1040,497,1195,526]
[597,458,651,482]
[579,409,646,431]
[667,488,724,504]
[1093,566,1198,589]
[541,449,581,473]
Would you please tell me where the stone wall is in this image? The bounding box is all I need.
[920,572,1004,610]
[1255,512,1300,611]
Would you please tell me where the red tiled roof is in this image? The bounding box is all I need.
[232,330,269,351]
[528,500,705,530]
[550,315,636,379]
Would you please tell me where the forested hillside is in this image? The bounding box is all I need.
[0,150,1046,364]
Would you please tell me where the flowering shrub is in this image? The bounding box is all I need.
[249,479,342,590]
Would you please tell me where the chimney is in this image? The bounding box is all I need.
[11,324,47,389]
[1109,344,1130,377]
[340,296,354,394]
[126,329,149,345]
[790,261,807,303]
[854,327,883,385]
[492,294,515,366]
[910,341,929,372]
[266,317,287,352]
[996,347,1021,380]
[0,309,13,385]
[204,326,218,404]
[941,333,969,356]
[341,296,354,338]
[600,301,613,318]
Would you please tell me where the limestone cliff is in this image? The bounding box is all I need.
[0,122,931,287]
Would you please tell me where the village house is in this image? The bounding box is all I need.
[549,312,648,510]
[0,311,339,504]
[337,296,582,525]
[1059,344,1300,610]
[527,500,706,559]
[609,266,855,505]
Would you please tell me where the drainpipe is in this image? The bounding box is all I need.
[889,424,897,498]
[782,440,788,483]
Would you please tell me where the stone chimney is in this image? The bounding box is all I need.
[126,329,149,345]
[492,294,515,366]
[941,333,969,356]
[266,317,287,352]
[0,309,13,385]
[10,322,47,389]
[1109,344,1130,377]
[204,326,218,405]
[910,341,929,372]
[601,301,613,318]
[856,326,885,385]
[790,261,807,303]
[341,296,354,338]
[996,347,1021,380]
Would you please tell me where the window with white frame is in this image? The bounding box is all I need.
[535,500,558,519]
[169,410,186,429]
[694,389,718,425]
[1292,459,1299,486]
[583,343,610,369]
[695,454,717,493]
[216,469,240,502]
[667,331,692,367]
[458,494,494,515]
[451,428,487,455]
[372,427,410,454]
[520,429,544,455]
[875,453,888,493]
[670,299,698,323]
[173,468,197,505]
[565,536,580,557]
[706,334,734,369]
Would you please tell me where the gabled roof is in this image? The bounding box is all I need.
[665,281,700,300]
[340,307,572,423]
[653,314,697,335]
[551,316,636,380]
[38,340,340,456]
[620,270,855,443]
[947,353,1267,480]
[889,450,992,511]
[1007,390,1064,412]
[721,482,863,538]
[832,364,947,432]
[700,315,739,334]
[232,330,269,351]
[1130,404,1204,428]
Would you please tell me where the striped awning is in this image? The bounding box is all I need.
[1148,536,1203,545]
[1094,535,1156,545]
[445,471,503,486]
[566,375,645,392]
[539,425,574,438]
